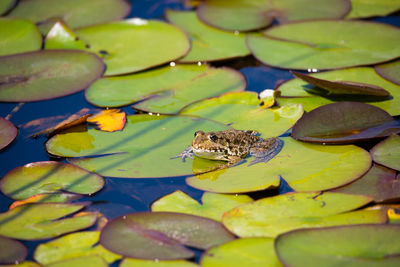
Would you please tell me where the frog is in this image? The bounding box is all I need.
[171,129,283,171]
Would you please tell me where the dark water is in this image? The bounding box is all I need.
[0,0,399,263]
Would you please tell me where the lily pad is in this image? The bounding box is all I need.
[0,50,104,102]
[201,237,281,267]
[291,102,400,144]
[0,161,104,200]
[7,0,131,29]
[166,10,249,62]
[46,114,229,178]
[85,64,246,113]
[0,235,27,264]
[375,59,400,85]
[346,0,400,19]
[2,261,40,267]
[9,193,82,210]
[371,135,400,171]
[99,212,235,260]
[45,21,88,50]
[34,231,120,265]
[291,70,390,96]
[197,0,350,32]
[187,137,371,193]
[275,225,400,267]
[180,92,303,138]
[120,258,199,267]
[222,192,386,238]
[151,190,253,221]
[247,20,400,70]
[0,0,15,15]
[44,255,108,267]
[0,18,41,56]
[74,19,190,76]
[0,203,97,240]
[0,117,17,150]
[277,67,400,115]
[332,164,400,203]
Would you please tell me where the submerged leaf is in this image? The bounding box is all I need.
[87,109,126,132]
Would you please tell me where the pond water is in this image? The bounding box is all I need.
[1,0,400,265]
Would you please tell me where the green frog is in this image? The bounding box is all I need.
[172,129,283,170]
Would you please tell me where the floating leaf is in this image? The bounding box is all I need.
[346,0,400,19]
[275,225,400,266]
[100,212,235,260]
[222,192,385,238]
[87,109,126,132]
[0,117,17,150]
[291,102,400,144]
[0,203,97,240]
[247,20,400,70]
[180,92,303,138]
[277,67,400,115]
[45,21,88,50]
[8,0,131,29]
[120,258,199,267]
[197,0,350,32]
[187,137,371,193]
[151,190,253,221]
[332,164,400,203]
[1,261,41,267]
[375,59,400,85]
[9,193,82,209]
[86,64,245,113]
[201,237,281,267]
[0,50,104,102]
[44,255,108,267]
[0,161,104,200]
[46,115,229,178]
[371,134,400,171]
[0,0,15,15]
[0,18,41,56]
[0,235,27,264]
[166,10,249,62]
[291,70,390,96]
[74,19,190,76]
[34,231,120,265]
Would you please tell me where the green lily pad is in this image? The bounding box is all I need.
[120,258,199,267]
[187,137,371,193]
[0,161,104,200]
[34,231,121,265]
[180,92,303,138]
[45,21,87,50]
[9,193,82,210]
[196,0,350,32]
[85,65,246,113]
[222,192,386,238]
[346,0,400,19]
[166,10,249,62]
[201,237,281,267]
[74,19,190,76]
[44,255,108,267]
[151,190,253,221]
[332,164,400,203]
[291,102,400,144]
[375,59,400,85]
[99,212,235,260]
[0,203,97,240]
[0,235,27,264]
[371,135,400,171]
[0,0,15,15]
[2,261,41,267]
[277,67,400,116]
[46,114,229,178]
[0,18,41,56]
[7,0,131,29]
[275,225,400,267]
[291,70,390,96]
[0,117,17,150]
[0,50,104,102]
[247,20,400,70]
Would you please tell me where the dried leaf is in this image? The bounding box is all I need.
[87,109,126,132]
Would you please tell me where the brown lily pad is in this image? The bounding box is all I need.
[0,235,27,264]
[375,59,400,86]
[0,117,17,150]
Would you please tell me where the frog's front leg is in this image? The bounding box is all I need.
[248,138,284,166]
[170,145,194,162]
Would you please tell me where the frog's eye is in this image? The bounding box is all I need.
[208,134,218,142]
[194,130,204,137]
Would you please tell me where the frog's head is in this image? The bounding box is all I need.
[191,130,229,161]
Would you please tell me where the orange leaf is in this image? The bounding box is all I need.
[87,109,126,132]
